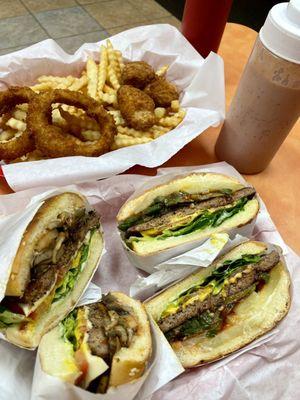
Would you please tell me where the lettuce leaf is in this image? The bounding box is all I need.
[61,309,78,351]
[52,232,92,303]
[161,253,263,318]
[158,197,248,240]
[0,306,28,328]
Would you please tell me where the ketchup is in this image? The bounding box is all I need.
[182,0,233,58]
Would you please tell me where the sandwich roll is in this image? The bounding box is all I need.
[0,192,104,349]
[39,292,152,394]
[117,173,259,267]
[145,240,290,368]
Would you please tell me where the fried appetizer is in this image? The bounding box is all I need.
[144,78,179,107]
[0,87,36,160]
[121,61,156,89]
[118,85,155,131]
[27,89,116,158]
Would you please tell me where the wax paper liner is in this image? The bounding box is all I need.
[31,305,183,400]
[0,188,106,347]
[117,169,258,272]
[0,23,224,191]
[130,233,253,300]
[0,162,299,399]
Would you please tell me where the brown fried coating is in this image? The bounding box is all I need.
[121,61,156,89]
[144,78,179,107]
[117,85,155,131]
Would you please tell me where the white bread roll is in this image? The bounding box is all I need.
[118,173,259,256]
[145,241,290,368]
[4,229,103,349]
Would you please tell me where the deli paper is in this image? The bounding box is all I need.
[32,314,183,400]
[0,162,299,400]
[0,24,225,191]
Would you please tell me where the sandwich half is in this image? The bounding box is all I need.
[117,173,259,256]
[145,240,290,368]
[0,192,104,349]
[38,292,152,393]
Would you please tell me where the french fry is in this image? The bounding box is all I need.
[114,50,124,73]
[16,103,28,112]
[103,84,115,94]
[156,64,169,77]
[107,65,120,90]
[98,91,117,105]
[6,118,26,132]
[171,100,180,112]
[69,75,88,91]
[86,58,98,99]
[108,110,125,126]
[97,45,108,96]
[112,133,153,149]
[152,125,171,138]
[37,75,76,88]
[81,130,101,141]
[59,106,99,132]
[158,109,186,127]
[0,129,18,141]
[30,82,54,92]
[13,109,27,121]
[154,107,166,119]
[117,126,153,139]
[52,108,66,127]
[106,39,120,90]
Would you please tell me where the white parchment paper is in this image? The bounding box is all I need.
[0,24,225,191]
[0,162,299,400]
[32,314,183,400]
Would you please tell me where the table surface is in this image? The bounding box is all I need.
[0,23,299,253]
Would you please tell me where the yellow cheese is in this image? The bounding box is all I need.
[183,286,213,308]
[74,306,108,389]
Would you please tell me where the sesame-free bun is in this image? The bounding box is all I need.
[145,241,291,368]
[4,229,104,349]
[117,173,259,256]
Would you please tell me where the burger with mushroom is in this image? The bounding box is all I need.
[38,292,152,393]
[0,192,104,349]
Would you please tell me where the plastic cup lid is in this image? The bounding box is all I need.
[260,0,300,63]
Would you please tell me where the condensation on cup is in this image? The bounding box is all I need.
[216,0,300,174]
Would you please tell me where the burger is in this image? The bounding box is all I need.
[38,292,152,393]
[117,173,259,257]
[0,192,104,349]
[145,240,290,367]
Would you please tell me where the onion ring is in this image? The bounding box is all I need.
[27,89,116,157]
[0,87,36,160]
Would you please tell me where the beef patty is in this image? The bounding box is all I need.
[158,250,280,333]
[127,187,256,235]
[21,211,99,306]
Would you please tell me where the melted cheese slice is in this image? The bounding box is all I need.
[75,307,108,389]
